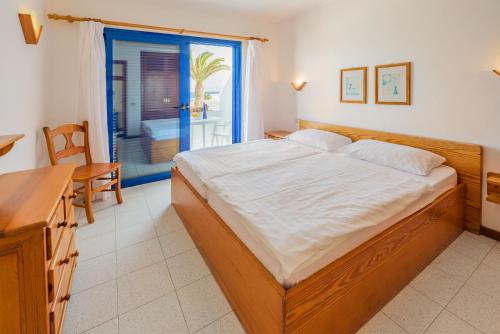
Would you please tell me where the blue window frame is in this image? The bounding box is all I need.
[104,28,242,187]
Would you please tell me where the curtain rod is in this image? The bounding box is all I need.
[47,13,269,43]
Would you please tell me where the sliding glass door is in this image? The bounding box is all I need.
[105,28,241,187]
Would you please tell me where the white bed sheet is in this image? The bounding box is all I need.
[205,154,457,287]
[174,139,324,198]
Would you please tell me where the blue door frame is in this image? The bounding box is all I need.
[104,28,242,188]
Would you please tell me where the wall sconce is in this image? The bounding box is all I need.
[18,13,43,44]
[291,80,307,91]
[494,69,500,76]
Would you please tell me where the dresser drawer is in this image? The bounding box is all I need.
[49,255,76,334]
[48,231,78,303]
[62,181,74,220]
[46,199,67,260]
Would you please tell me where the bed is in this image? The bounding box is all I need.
[171,120,482,334]
[141,118,180,164]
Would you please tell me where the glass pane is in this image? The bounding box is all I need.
[190,44,233,149]
[112,40,180,182]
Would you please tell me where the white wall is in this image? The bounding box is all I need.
[0,0,48,173]
[44,0,278,132]
[273,0,500,231]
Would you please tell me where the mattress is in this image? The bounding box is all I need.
[174,139,324,198]
[204,154,457,287]
[142,118,180,141]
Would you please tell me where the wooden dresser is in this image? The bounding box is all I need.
[0,164,78,334]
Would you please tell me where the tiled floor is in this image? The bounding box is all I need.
[65,180,500,334]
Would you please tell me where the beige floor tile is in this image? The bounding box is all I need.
[89,204,116,222]
[116,221,156,249]
[117,262,174,314]
[425,310,481,334]
[159,229,195,259]
[410,265,464,307]
[383,286,442,334]
[143,180,171,195]
[148,196,174,218]
[82,318,118,334]
[177,275,231,333]
[466,263,500,301]
[78,231,115,262]
[431,248,479,281]
[76,216,115,241]
[167,249,210,289]
[483,243,500,271]
[63,281,117,334]
[449,231,496,262]
[115,207,152,230]
[154,213,184,237]
[448,284,500,333]
[356,312,406,334]
[195,312,244,334]
[119,293,188,334]
[115,197,149,215]
[72,253,116,294]
[120,185,145,200]
[117,238,164,276]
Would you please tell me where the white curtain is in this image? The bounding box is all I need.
[243,40,265,142]
[77,21,109,164]
[77,22,109,200]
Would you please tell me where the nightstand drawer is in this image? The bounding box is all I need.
[265,130,291,140]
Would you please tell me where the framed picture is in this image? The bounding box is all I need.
[340,67,367,103]
[375,62,411,105]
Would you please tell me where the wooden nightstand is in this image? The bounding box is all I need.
[487,172,500,204]
[265,130,292,140]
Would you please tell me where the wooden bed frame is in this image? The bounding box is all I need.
[171,120,482,334]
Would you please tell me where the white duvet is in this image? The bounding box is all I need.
[207,153,433,283]
[174,139,322,181]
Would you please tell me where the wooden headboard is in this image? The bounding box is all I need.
[299,120,483,233]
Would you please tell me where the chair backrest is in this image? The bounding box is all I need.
[43,121,92,166]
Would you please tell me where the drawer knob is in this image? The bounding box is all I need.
[70,222,79,228]
[59,257,70,265]
[60,294,71,302]
[57,221,68,228]
[70,250,80,258]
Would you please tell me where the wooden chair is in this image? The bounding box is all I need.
[43,121,123,223]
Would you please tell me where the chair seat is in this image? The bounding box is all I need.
[73,163,121,182]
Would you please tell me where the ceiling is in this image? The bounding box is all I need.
[142,0,328,22]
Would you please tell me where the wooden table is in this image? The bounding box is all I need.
[487,172,500,204]
[191,117,221,148]
[265,130,292,140]
[0,134,24,157]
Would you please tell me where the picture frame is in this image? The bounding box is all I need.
[375,62,411,105]
[340,67,367,104]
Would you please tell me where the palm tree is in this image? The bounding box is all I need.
[190,51,230,112]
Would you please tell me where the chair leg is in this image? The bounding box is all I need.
[84,180,94,224]
[115,168,123,205]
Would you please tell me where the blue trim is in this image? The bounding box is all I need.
[122,171,172,188]
[104,28,242,187]
[232,43,242,143]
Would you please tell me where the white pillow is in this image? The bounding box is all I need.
[339,139,446,176]
[287,129,352,151]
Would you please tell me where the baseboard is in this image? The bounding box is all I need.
[480,225,500,241]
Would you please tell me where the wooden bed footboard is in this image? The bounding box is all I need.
[172,167,465,334]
